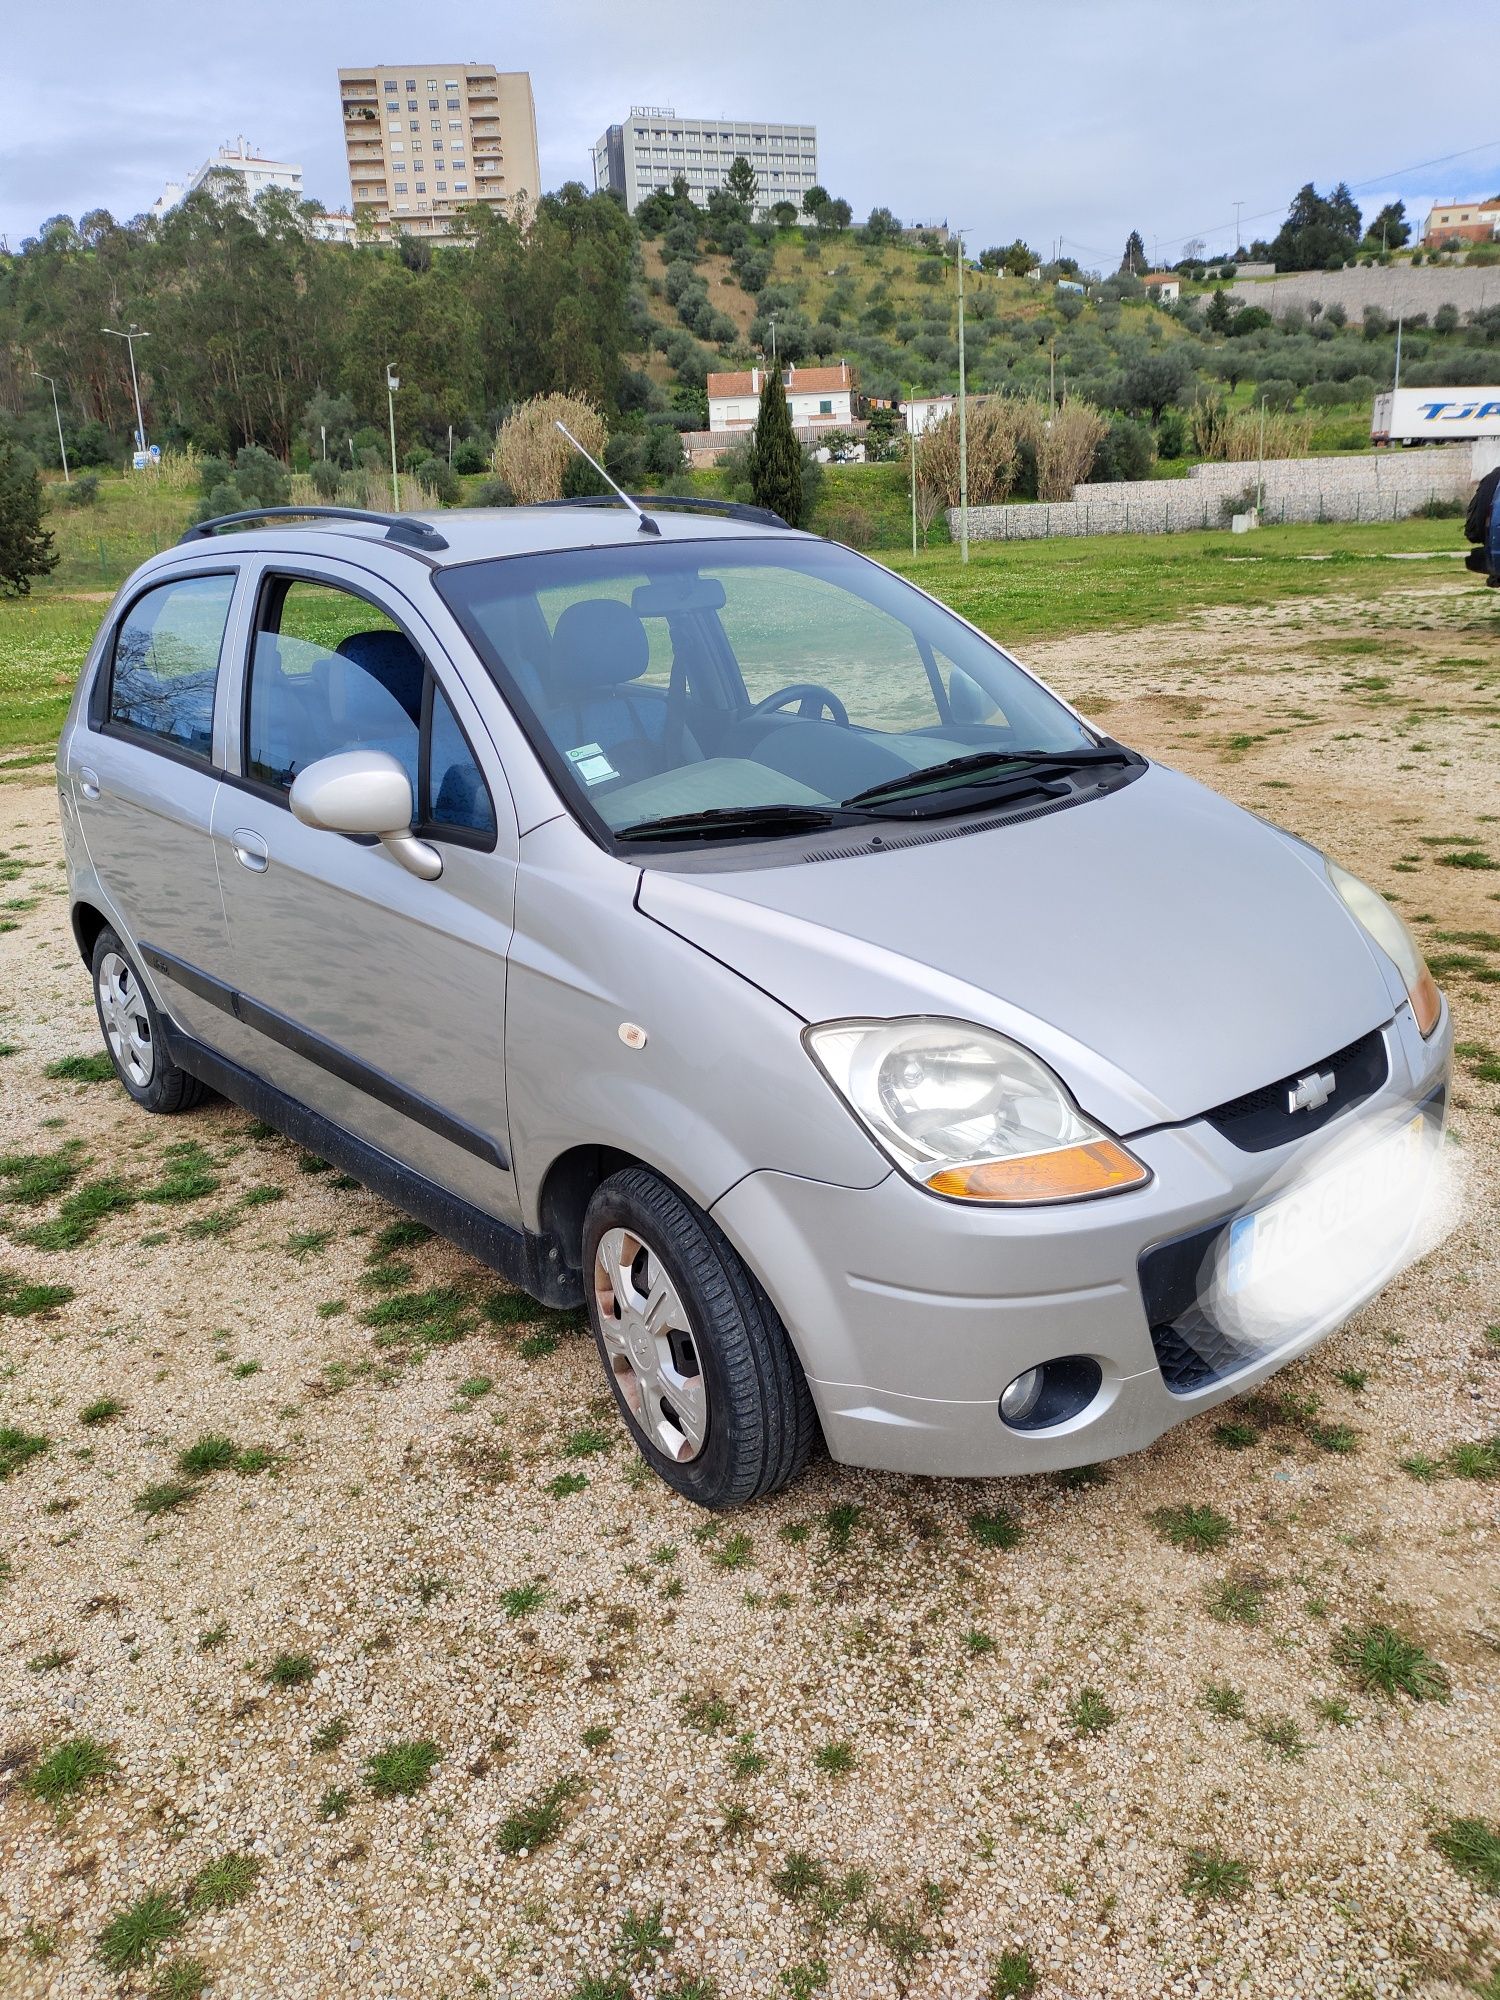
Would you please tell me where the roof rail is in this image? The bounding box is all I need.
[179,505,449,553]
[537,494,791,531]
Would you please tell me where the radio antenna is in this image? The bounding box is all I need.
[554,422,660,534]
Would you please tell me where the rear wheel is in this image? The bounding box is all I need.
[90,927,205,1114]
[582,1166,818,1509]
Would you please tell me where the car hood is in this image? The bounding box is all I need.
[636,762,1400,1134]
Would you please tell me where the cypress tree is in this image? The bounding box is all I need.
[0,443,58,599]
[747,367,805,527]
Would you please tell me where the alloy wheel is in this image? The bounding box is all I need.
[593,1226,708,1462]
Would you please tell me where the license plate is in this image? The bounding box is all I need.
[1226,1113,1429,1298]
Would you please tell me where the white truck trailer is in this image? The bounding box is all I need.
[1372,387,1500,444]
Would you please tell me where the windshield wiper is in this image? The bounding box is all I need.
[842,744,1133,812]
[613,802,857,843]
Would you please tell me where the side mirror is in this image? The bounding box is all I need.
[289,750,442,881]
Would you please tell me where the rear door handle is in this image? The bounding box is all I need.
[78,767,101,800]
[231,828,270,872]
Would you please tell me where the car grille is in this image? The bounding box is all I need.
[1138,1220,1257,1394]
[1203,1027,1388,1153]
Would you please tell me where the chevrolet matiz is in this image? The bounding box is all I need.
[56,495,1451,1508]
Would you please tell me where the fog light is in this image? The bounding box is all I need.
[999,1368,1044,1423]
[998,1356,1103,1431]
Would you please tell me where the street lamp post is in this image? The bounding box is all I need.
[32,371,69,483]
[386,365,401,510]
[101,325,150,456]
[955,229,969,565]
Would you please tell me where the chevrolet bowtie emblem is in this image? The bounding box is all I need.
[1287,1068,1336,1114]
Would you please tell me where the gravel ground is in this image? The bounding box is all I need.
[1,577,1497,2000]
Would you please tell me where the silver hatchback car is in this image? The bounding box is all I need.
[57,498,1450,1508]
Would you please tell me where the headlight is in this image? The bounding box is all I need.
[1327,861,1441,1037]
[802,1017,1150,1204]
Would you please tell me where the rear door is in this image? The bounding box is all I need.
[212,558,521,1226]
[69,564,243,1050]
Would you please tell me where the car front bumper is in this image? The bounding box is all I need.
[710,1003,1452,1477]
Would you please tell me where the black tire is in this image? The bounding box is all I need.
[582,1166,819,1509]
[90,926,205,1115]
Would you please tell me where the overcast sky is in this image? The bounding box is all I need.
[3,0,1497,261]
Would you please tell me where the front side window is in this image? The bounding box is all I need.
[244,578,494,843]
[436,539,1102,848]
[108,571,235,758]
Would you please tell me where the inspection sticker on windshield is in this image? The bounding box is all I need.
[565,742,618,786]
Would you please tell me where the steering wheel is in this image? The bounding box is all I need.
[747,682,850,727]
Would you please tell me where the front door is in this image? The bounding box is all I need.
[212,562,520,1226]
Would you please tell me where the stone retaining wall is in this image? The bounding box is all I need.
[952,445,1478,542]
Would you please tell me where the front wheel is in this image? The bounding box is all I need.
[90,927,205,1114]
[582,1167,819,1509]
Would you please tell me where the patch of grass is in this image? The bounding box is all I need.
[362,1284,472,1350]
[963,1628,997,1656]
[1437,849,1498,870]
[989,1949,1038,1999]
[1202,1681,1246,1720]
[581,1723,612,1751]
[1446,1436,1500,1480]
[456,1375,492,1401]
[1334,1367,1368,1393]
[1181,1848,1251,1903]
[1206,1576,1268,1625]
[23,1734,114,1805]
[1254,1715,1307,1761]
[968,1507,1023,1550]
[1067,1687,1116,1736]
[28,1648,74,1673]
[0,1426,51,1478]
[617,1901,673,1969]
[79,1396,125,1426]
[311,1716,351,1753]
[0,1269,75,1316]
[1431,1816,1500,1893]
[264,1652,317,1689]
[1310,1696,1356,1727]
[1333,1622,1450,1702]
[713,1531,753,1571]
[287,1227,335,1260]
[196,1621,228,1652]
[771,1849,829,1901]
[821,1502,863,1550]
[1307,1420,1359,1455]
[96,1891,186,1972]
[0,1139,83,1205]
[813,1740,856,1776]
[144,1141,219,1204]
[1212,1419,1260,1450]
[519,1329,560,1359]
[147,1958,210,2000]
[729,1735,766,1778]
[681,1692,735,1734]
[562,1424,613,1458]
[133,1479,198,1519]
[188,1851,260,1911]
[177,1432,238,1476]
[317,1786,352,1821]
[496,1773,582,1854]
[1399,1452,1441,1481]
[501,1580,548,1619]
[1150,1503,1234,1551]
[43,1052,118,1083]
[21,1172,138,1249]
[364,1738,442,1798]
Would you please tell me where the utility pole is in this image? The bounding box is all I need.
[956,228,969,565]
[1049,341,1056,412]
[386,364,401,509]
[907,390,918,555]
[1233,201,1243,258]
[768,312,778,363]
[32,371,69,483]
[1256,394,1267,518]
[102,324,150,456]
[1392,315,1403,394]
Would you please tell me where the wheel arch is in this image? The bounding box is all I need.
[71,899,110,967]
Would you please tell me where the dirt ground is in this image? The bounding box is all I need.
[1,578,1497,2000]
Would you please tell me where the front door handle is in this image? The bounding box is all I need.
[231,828,270,872]
[78,767,101,800]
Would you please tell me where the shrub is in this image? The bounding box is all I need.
[450,437,489,474]
[62,471,101,507]
[825,503,875,549]
[1038,400,1109,501]
[1255,377,1300,413]
[492,394,607,504]
[471,477,515,507]
[415,456,461,506]
[1090,416,1156,483]
[308,457,340,500]
[0,441,58,597]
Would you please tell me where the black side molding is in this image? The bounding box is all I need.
[157,1020,581,1310]
[139,942,508,1172]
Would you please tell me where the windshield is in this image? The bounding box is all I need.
[434,537,1100,843]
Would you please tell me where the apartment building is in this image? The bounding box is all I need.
[592,107,818,216]
[1423,196,1500,246]
[152,138,304,220]
[338,65,540,244]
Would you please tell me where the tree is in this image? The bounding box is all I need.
[746,367,804,525]
[863,206,900,245]
[1205,287,1232,334]
[816,197,852,233]
[770,200,798,229]
[802,185,829,222]
[724,155,758,213]
[1002,241,1036,278]
[1268,183,1361,272]
[0,443,58,598]
[1364,200,1410,251]
[1120,349,1193,422]
[492,392,607,502]
[1120,230,1146,275]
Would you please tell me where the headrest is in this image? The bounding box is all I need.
[549,598,650,694]
[336,629,425,721]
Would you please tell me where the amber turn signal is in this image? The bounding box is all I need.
[925,1139,1150,1204]
[1410,967,1442,1039]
